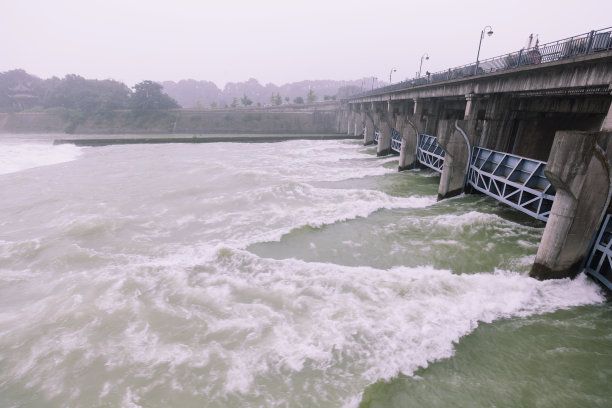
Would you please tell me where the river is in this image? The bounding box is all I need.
[0,134,610,407]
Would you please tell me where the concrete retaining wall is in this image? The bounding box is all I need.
[0,103,342,135]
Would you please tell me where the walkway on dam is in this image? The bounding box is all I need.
[351,26,612,100]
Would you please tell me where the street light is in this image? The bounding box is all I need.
[474,25,494,75]
[418,53,429,77]
[389,68,397,84]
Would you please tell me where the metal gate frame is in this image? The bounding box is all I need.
[416,134,445,173]
[391,128,401,153]
[467,147,555,222]
[585,214,612,290]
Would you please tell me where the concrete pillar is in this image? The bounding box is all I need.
[372,104,381,145]
[357,109,364,137]
[412,98,429,132]
[338,110,348,134]
[338,110,353,135]
[481,94,516,152]
[419,99,440,136]
[436,119,471,200]
[398,115,419,171]
[376,102,394,156]
[531,130,612,280]
[376,114,392,156]
[364,111,375,145]
[464,93,476,120]
[601,100,612,131]
[460,93,484,153]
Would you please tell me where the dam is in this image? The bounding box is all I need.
[339,26,612,289]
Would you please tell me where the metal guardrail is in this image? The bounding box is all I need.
[348,26,612,100]
[391,128,401,153]
[416,134,445,173]
[374,127,380,143]
[468,147,555,222]
[585,214,612,290]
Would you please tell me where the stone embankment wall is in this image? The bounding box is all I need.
[0,101,341,135]
[0,112,67,133]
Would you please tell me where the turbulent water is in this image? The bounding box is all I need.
[0,135,610,407]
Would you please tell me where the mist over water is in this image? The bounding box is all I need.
[0,137,609,407]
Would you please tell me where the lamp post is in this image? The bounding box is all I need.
[418,53,429,77]
[474,25,494,75]
[389,68,397,84]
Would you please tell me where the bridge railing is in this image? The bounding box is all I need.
[391,128,401,153]
[416,134,445,173]
[348,26,612,100]
[467,147,555,222]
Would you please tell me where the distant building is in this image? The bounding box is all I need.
[8,81,38,110]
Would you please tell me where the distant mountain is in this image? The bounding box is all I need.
[161,78,383,108]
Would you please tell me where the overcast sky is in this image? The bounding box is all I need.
[1,0,611,88]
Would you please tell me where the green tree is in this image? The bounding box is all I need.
[306,89,317,103]
[293,96,304,104]
[241,94,253,106]
[130,80,179,110]
[41,74,131,112]
[284,97,289,104]
[210,101,217,108]
[274,93,282,105]
[230,97,238,108]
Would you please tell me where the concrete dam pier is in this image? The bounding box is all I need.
[340,27,612,289]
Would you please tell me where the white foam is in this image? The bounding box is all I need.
[0,142,83,175]
[193,182,437,247]
[415,210,543,232]
[175,250,605,403]
[0,241,605,407]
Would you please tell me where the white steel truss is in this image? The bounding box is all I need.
[391,128,401,153]
[416,134,445,173]
[467,147,555,222]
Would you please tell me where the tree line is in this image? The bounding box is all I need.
[1,69,362,113]
[218,89,336,109]
[0,69,179,113]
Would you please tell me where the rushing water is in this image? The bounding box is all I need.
[0,135,610,407]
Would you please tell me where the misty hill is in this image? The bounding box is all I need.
[161,78,378,108]
[0,68,380,112]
